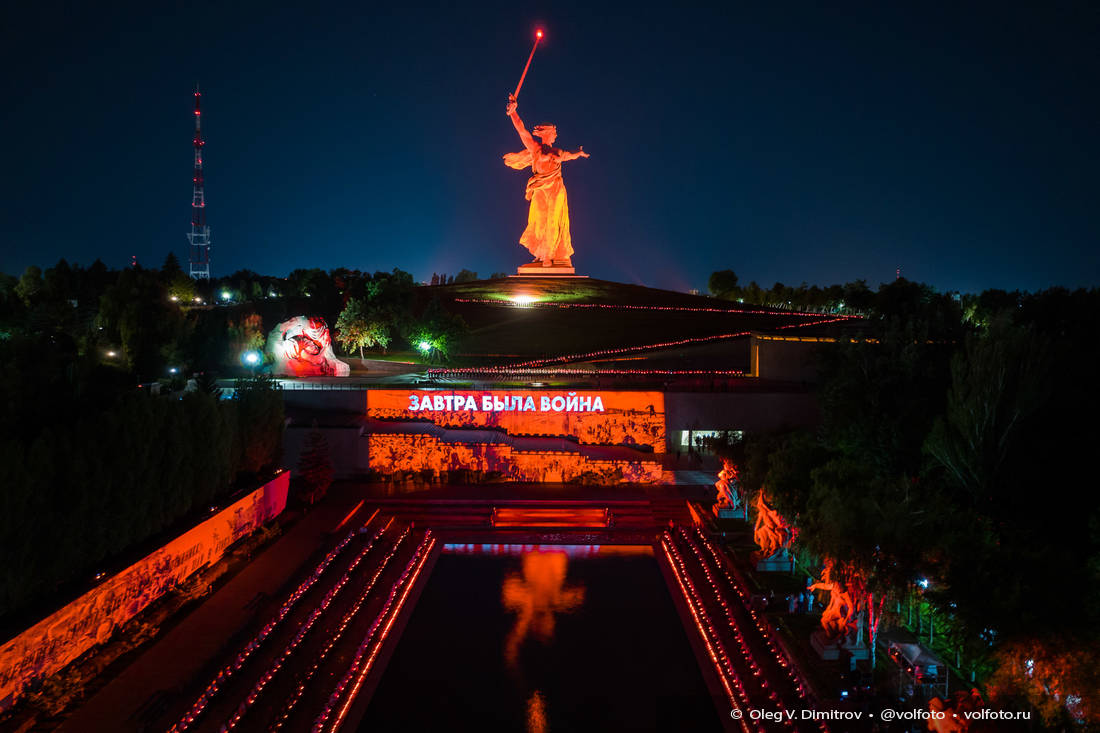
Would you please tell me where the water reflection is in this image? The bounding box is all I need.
[502,550,586,671]
[362,543,719,732]
[526,689,548,733]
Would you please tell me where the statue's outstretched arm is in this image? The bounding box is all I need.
[506,99,538,151]
[559,146,590,162]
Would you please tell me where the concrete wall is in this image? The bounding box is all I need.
[750,336,824,383]
[283,425,369,479]
[0,472,290,711]
[281,389,365,412]
[664,390,819,445]
[282,385,820,464]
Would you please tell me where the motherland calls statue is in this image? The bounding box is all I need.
[503,97,589,273]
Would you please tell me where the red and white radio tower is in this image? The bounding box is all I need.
[188,84,211,279]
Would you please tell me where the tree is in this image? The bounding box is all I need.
[922,319,1098,647]
[298,426,334,505]
[754,430,829,521]
[708,269,739,298]
[227,313,266,358]
[454,269,479,283]
[98,268,191,378]
[925,324,1049,506]
[0,272,20,322]
[43,259,75,302]
[360,269,416,340]
[407,297,468,364]
[231,374,284,476]
[287,268,340,307]
[15,266,43,306]
[167,272,196,304]
[986,637,1100,728]
[336,297,393,358]
[161,252,183,280]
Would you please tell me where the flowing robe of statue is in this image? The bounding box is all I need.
[503,101,588,266]
[503,145,573,263]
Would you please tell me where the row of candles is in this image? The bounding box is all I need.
[685,526,827,730]
[268,529,416,729]
[313,531,438,733]
[220,527,411,730]
[428,316,853,377]
[168,527,367,732]
[661,532,759,733]
[674,528,799,728]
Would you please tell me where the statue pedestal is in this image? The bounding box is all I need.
[810,629,870,661]
[515,259,577,276]
[755,550,795,573]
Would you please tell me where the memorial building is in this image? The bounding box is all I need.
[281,275,860,484]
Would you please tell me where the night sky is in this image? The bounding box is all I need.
[2,1,1097,294]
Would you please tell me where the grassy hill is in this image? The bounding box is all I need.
[417,277,834,364]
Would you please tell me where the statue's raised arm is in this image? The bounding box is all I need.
[506,99,538,151]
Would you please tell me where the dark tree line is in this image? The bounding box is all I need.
[0,256,474,377]
[708,268,876,313]
[736,281,1100,726]
[0,366,283,629]
[0,259,285,628]
[0,256,473,630]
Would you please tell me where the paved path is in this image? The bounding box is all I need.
[59,485,364,733]
[673,469,718,486]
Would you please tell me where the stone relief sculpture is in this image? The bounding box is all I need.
[267,316,350,377]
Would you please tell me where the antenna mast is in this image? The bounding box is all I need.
[188,84,211,279]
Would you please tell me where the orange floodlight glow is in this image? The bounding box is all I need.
[511,294,538,306]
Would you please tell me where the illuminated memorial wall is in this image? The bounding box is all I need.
[0,472,289,711]
[365,390,666,483]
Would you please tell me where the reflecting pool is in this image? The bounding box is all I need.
[360,544,721,732]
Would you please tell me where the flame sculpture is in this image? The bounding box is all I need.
[266,316,350,377]
[752,490,790,559]
[928,689,984,732]
[808,559,860,643]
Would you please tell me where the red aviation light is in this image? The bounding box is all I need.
[536,29,543,39]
